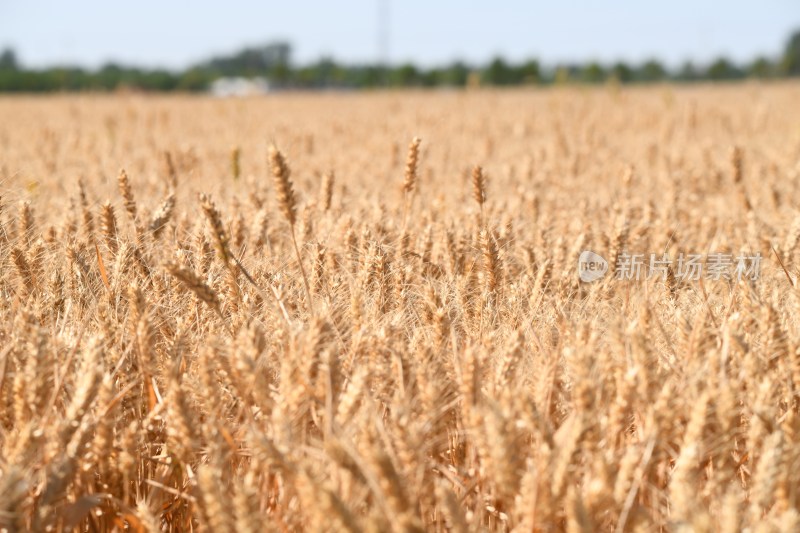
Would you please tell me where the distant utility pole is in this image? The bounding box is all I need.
[379,0,390,84]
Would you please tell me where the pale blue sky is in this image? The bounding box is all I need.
[1,1,798,68]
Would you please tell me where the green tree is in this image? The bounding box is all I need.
[638,59,666,82]
[141,70,179,91]
[300,57,339,87]
[268,62,291,86]
[390,63,420,86]
[177,68,213,91]
[610,62,633,83]
[97,63,123,90]
[748,57,774,79]
[780,29,800,76]
[441,61,469,86]
[484,57,513,85]
[581,62,606,84]
[0,48,18,70]
[350,65,384,88]
[202,42,291,76]
[675,61,699,82]
[420,68,445,87]
[518,59,541,84]
[707,57,742,80]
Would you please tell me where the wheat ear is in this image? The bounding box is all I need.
[269,144,313,311]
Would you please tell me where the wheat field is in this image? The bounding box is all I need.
[1,83,800,532]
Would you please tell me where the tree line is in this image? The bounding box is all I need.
[1,30,799,92]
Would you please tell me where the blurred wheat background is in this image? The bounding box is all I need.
[2,83,800,531]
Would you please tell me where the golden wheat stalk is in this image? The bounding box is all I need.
[269,144,313,311]
[269,145,297,227]
[231,146,241,180]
